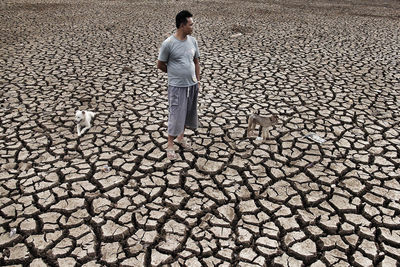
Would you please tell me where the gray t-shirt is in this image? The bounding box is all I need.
[158,35,200,87]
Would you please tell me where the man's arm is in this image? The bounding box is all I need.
[157,60,167,73]
[194,57,200,83]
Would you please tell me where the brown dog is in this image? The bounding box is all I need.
[247,113,278,140]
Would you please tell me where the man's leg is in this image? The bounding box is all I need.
[167,135,175,150]
[167,129,185,150]
[176,128,185,143]
[177,84,198,146]
[167,86,186,150]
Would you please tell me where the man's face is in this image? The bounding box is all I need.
[181,17,194,35]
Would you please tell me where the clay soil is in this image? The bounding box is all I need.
[0,0,400,266]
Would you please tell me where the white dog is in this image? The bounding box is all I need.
[75,110,96,136]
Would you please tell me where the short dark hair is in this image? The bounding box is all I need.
[176,10,193,29]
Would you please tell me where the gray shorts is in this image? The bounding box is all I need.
[168,84,199,137]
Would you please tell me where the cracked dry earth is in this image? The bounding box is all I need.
[1,0,400,266]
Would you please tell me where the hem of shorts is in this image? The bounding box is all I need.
[168,130,184,137]
[185,124,197,129]
[168,126,197,137]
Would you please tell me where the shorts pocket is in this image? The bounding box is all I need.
[169,90,179,114]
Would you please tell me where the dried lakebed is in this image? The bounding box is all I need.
[0,0,399,266]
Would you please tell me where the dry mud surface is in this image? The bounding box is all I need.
[1,0,400,266]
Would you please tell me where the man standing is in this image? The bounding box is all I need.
[157,10,201,160]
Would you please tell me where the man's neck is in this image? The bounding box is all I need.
[174,30,187,41]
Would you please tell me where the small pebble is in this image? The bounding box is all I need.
[10,228,17,237]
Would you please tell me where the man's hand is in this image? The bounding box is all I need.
[157,60,167,73]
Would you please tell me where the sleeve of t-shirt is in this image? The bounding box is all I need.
[194,38,200,59]
[158,39,170,62]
